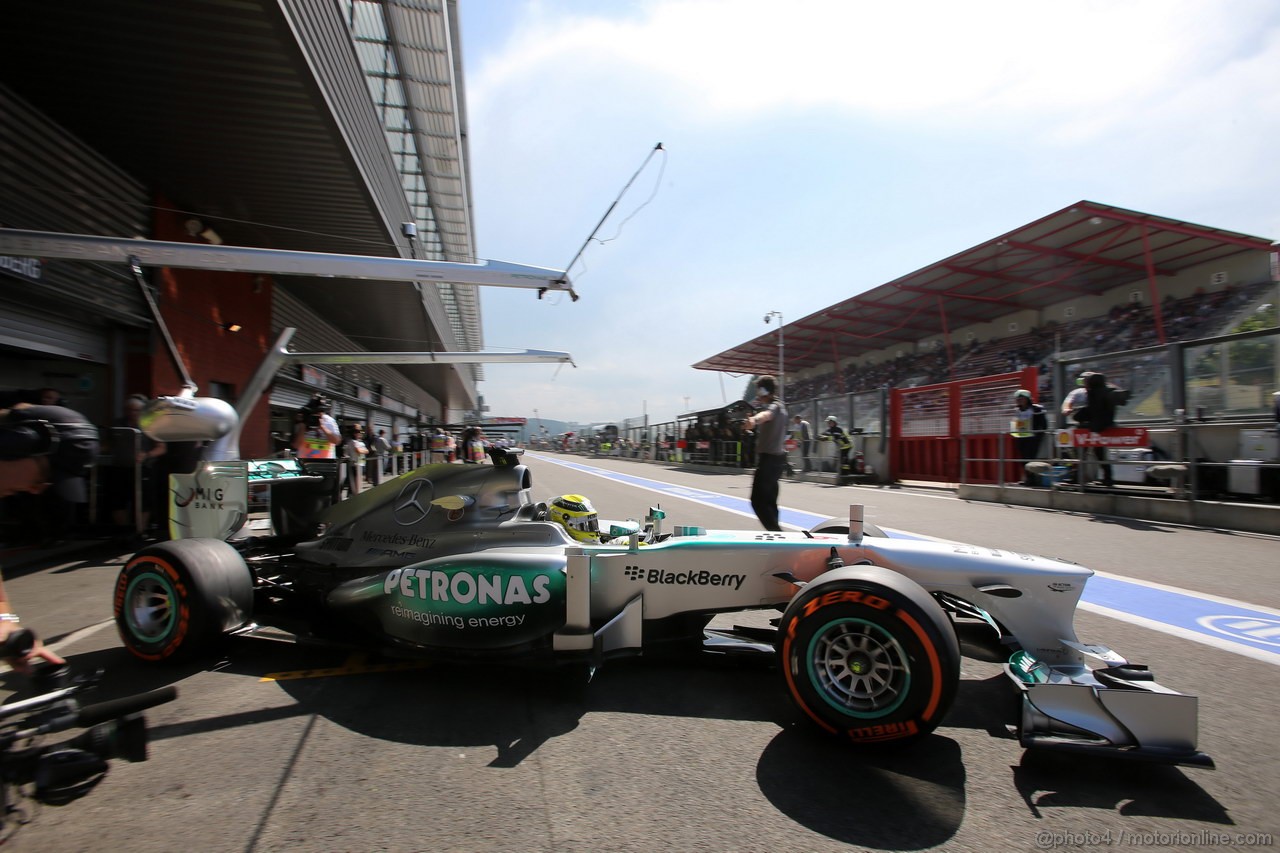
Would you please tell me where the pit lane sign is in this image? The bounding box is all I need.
[1056,427,1149,448]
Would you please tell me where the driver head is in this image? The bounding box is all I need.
[548,494,600,543]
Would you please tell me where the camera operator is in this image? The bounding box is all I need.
[0,402,100,672]
[292,394,341,459]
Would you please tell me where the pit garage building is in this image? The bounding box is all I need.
[1,0,482,456]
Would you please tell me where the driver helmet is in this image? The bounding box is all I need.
[548,494,600,543]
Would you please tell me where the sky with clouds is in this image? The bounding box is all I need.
[455,0,1280,427]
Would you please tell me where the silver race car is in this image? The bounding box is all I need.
[115,448,1211,768]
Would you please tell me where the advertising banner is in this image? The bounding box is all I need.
[1056,427,1150,449]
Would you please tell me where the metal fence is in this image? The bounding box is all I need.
[595,388,887,473]
[960,325,1279,501]
[1055,325,1279,423]
[554,326,1277,499]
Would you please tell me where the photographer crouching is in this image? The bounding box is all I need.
[0,403,100,672]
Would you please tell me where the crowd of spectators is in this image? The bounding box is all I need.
[784,282,1271,403]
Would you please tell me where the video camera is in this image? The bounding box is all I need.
[720,400,756,425]
[301,395,332,430]
[0,630,175,840]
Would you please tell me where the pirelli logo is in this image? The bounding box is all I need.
[801,589,891,617]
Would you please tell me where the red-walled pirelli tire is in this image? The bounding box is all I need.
[114,539,254,664]
[779,565,959,745]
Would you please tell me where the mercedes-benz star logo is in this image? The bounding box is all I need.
[392,478,434,526]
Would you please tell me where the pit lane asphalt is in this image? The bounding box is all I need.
[2,453,1277,852]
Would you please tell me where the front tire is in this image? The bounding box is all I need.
[114,539,253,663]
[779,566,959,745]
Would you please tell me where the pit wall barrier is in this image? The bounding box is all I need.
[890,367,1039,484]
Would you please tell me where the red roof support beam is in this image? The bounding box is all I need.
[828,297,987,326]
[831,334,845,393]
[936,295,954,380]
[942,262,1045,289]
[1140,225,1168,345]
[1003,239,1174,276]
[892,284,1023,307]
[1084,205,1275,252]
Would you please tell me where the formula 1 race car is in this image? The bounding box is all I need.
[113,448,1212,768]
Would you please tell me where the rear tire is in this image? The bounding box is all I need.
[779,566,959,745]
[114,539,253,663]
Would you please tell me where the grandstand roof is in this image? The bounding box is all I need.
[693,200,1276,376]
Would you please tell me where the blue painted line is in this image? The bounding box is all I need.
[529,453,1280,664]
[1083,574,1280,661]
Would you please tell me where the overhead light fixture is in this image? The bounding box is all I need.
[183,217,222,244]
[225,323,242,332]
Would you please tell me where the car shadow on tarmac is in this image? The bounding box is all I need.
[255,650,786,769]
[46,635,1228,849]
[756,728,966,850]
[1011,750,1231,823]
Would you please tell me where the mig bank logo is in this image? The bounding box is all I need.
[174,485,226,509]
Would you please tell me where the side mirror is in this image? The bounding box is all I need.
[141,395,238,442]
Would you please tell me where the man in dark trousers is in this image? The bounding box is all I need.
[742,375,787,531]
[1073,372,1117,487]
[1011,389,1048,486]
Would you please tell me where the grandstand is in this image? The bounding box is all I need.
[780,278,1273,404]
[681,201,1278,497]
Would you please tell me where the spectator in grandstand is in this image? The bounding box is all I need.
[716,423,740,467]
[818,415,853,475]
[368,428,390,484]
[107,393,167,537]
[1010,390,1048,486]
[461,426,486,463]
[742,375,786,531]
[737,419,755,468]
[342,423,368,496]
[791,414,812,473]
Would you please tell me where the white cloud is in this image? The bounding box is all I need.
[461,0,1280,424]
[472,0,1277,128]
